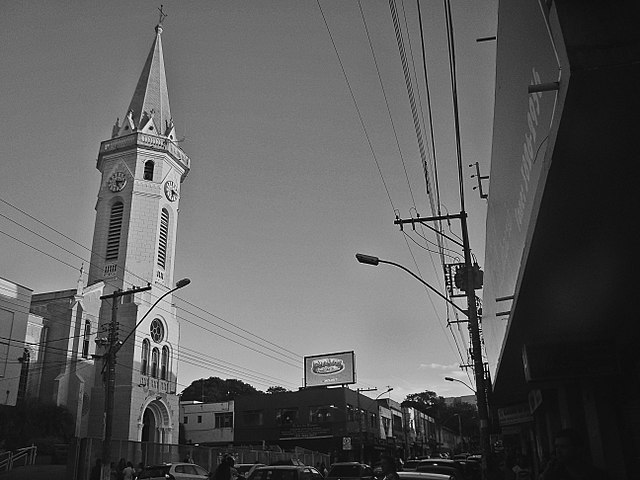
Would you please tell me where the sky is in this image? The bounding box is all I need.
[0,0,497,403]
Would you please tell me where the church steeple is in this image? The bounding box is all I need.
[121,21,173,137]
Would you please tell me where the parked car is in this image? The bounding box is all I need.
[136,462,209,480]
[415,459,465,480]
[397,471,453,480]
[236,463,267,479]
[326,462,375,480]
[248,465,324,480]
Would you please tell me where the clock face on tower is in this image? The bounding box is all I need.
[107,171,127,192]
[164,180,179,202]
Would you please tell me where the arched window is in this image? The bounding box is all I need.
[157,209,169,268]
[141,339,150,375]
[143,160,154,181]
[151,348,159,378]
[161,346,169,380]
[106,202,124,261]
[81,320,91,358]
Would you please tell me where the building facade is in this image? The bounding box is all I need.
[483,0,638,477]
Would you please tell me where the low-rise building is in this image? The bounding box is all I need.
[180,400,234,445]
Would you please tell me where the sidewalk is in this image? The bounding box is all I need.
[0,464,67,480]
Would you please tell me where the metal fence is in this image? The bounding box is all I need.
[0,444,37,472]
[69,438,331,480]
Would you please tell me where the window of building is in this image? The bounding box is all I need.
[382,417,391,434]
[197,415,202,423]
[81,320,91,358]
[157,209,169,268]
[106,202,124,261]
[151,348,159,378]
[215,412,233,428]
[346,404,355,422]
[161,345,169,380]
[276,408,298,425]
[370,413,377,428]
[141,339,150,375]
[309,406,333,423]
[243,410,263,426]
[150,318,164,343]
[144,160,155,181]
[184,416,188,424]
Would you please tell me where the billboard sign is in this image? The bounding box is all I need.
[304,351,355,387]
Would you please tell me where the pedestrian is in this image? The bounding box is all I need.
[210,455,236,480]
[539,428,607,480]
[320,462,328,477]
[379,455,400,480]
[123,461,135,480]
[117,458,127,480]
[89,458,102,480]
[136,462,145,478]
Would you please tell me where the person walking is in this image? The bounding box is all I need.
[123,461,135,480]
[210,455,236,480]
[379,455,400,480]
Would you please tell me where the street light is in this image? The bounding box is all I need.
[99,278,191,480]
[356,252,491,476]
[118,278,191,350]
[355,254,468,316]
[444,377,475,393]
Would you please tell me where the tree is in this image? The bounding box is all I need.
[180,377,260,402]
[266,386,290,394]
[0,399,74,451]
[403,390,443,416]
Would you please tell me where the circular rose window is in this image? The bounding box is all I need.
[150,319,164,343]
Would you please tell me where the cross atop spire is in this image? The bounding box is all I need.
[157,4,168,25]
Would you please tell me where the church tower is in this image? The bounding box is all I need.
[86,18,190,447]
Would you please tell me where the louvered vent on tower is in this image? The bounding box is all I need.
[157,208,169,268]
[106,202,124,261]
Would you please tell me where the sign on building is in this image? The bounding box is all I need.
[304,351,355,387]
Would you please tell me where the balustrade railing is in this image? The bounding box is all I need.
[100,133,190,168]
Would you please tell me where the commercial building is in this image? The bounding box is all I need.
[483,0,638,477]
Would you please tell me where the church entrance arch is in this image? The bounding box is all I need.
[140,399,172,444]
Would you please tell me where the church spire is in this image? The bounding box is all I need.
[124,15,172,136]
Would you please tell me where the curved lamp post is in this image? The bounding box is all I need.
[117,278,191,351]
[444,376,475,393]
[355,254,468,316]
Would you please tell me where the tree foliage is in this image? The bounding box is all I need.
[266,386,290,394]
[180,377,260,402]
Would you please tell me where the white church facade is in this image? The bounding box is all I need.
[0,19,190,451]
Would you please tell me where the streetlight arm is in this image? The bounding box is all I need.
[444,376,475,392]
[117,278,191,351]
[376,258,468,316]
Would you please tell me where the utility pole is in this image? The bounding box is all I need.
[356,387,376,463]
[99,285,151,480]
[393,212,491,477]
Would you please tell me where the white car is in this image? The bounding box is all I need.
[398,471,453,480]
[137,462,210,480]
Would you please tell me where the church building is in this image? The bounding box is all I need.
[0,18,191,451]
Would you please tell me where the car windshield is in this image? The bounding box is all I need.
[138,465,171,478]
[237,466,253,474]
[329,466,361,477]
[402,461,420,469]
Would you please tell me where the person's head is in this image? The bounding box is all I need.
[380,455,396,474]
[225,456,235,467]
[127,461,133,468]
[554,428,584,465]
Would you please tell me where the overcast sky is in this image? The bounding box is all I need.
[0,0,497,402]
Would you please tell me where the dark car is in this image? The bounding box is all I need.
[326,462,375,480]
[398,472,453,480]
[249,465,324,480]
